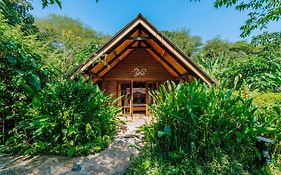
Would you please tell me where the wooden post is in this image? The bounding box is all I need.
[130,80,133,118]
[156,82,159,89]
[188,75,194,83]
[117,81,121,107]
[145,81,149,116]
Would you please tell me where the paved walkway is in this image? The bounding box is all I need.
[0,116,150,175]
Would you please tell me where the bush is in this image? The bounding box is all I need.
[0,13,51,145]
[222,56,281,92]
[252,92,281,164]
[1,79,121,156]
[127,80,281,174]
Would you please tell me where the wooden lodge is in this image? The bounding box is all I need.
[70,14,215,116]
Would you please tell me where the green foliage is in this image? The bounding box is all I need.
[251,92,281,108]
[127,149,250,175]
[0,5,119,157]
[196,33,281,92]
[223,56,281,91]
[162,28,202,56]
[35,14,111,76]
[199,37,230,59]
[0,0,38,34]
[35,14,102,50]
[41,0,61,9]
[252,92,281,164]
[1,79,120,156]
[251,32,281,57]
[0,12,52,144]
[127,81,281,174]
[213,0,281,37]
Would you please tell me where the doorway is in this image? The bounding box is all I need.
[119,80,160,116]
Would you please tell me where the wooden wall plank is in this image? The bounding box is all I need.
[103,49,175,81]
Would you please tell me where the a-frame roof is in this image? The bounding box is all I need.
[70,13,215,85]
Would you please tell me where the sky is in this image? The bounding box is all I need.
[31,0,280,43]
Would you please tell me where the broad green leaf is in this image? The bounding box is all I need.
[32,96,41,108]
[164,125,171,136]
[143,160,151,170]
[67,147,76,157]
[158,131,165,138]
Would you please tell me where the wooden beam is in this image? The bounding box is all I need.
[126,28,154,41]
[102,77,173,81]
[129,46,151,49]
[188,75,194,83]
[174,73,192,81]
[117,81,122,107]
[137,29,188,75]
[145,49,179,78]
[80,24,140,74]
[95,40,138,76]
[139,27,190,72]
[145,81,149,116]
[85,71,103,81]
[138,24,212,85]
[98,49,134,77]
[130,80,133,118]
[143,41,182,77]
[137,40,141,48]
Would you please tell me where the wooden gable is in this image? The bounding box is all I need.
[70,13,216,85]
[103,48,174,81]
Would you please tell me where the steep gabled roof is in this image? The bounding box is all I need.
[70,13,216,85]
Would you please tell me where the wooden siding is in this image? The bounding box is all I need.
[101,80,117,97]
[103,48,175,81]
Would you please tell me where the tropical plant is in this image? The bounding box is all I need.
[127,80,281,174]
[195,33,281,92]
[0,12,51,144]
[223,56,281,91]
[1,79,121,156]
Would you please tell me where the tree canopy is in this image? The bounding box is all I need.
[214,0,281,37]
[35,14,111,77]
[162,28,202,56]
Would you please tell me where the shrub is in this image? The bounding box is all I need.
[253,92,281,164]
[0,13,51,145]
[223,56,281,92]
[127,80,281,174]
[1,79,121,156]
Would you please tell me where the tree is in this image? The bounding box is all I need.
[251,31,281,57]
[0,0,38,34]
[199,37,230,59]
[162,28,202,56]
[41,0,61,8]
[35,14,111,75]
[36,14,101,49]
[0,12,52,143]
[213,0,281,37]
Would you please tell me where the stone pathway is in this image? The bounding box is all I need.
[0,116,150,175]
